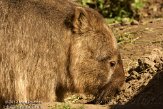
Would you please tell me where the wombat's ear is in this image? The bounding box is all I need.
[72,7,89,33]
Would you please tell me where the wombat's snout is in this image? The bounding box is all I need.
[88,55,125,105]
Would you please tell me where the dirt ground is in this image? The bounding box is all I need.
[114,18,163,71]
[110,17,163,105]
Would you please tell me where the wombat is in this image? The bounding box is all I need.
[0,0,125,105]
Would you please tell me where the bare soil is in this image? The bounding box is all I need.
[109,18,163,105]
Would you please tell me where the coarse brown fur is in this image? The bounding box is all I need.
[0,0,125,105]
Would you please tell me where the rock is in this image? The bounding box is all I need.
[121,18,131,26]
[131,20,139,25]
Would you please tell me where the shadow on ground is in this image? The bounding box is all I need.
[111,70,163,109]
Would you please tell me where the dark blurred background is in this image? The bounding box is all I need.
[75,0,163,23]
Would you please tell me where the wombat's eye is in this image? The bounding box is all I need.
[110,61,116,67]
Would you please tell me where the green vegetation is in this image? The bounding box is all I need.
[117,32,141,44]
[77,0,146,23]
[64,95,83,103]
[48,103,84,109]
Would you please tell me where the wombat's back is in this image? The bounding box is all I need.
[0,0,75,102]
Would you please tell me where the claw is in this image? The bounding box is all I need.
[86,99,96,104]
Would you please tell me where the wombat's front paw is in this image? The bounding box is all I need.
[86,99,96,104]
[86,98,109,105]
[95,98,109,105]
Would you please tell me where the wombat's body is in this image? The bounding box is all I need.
[0,0,125,104]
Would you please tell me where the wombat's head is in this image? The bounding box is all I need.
[68,7,125,104]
